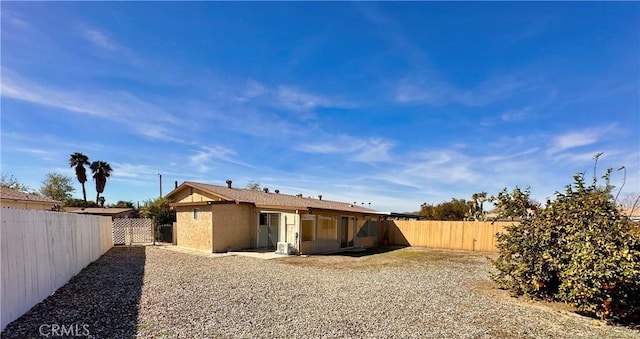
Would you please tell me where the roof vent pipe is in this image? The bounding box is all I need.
[226,180,232,188]
[175,181,178,189]
[263,188,269,193]
[318,195,323,200]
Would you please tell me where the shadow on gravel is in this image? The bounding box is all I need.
[1,246,146,339]
[325,245,407,258]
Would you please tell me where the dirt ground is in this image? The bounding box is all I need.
[276,245,496,269]
[276,246,612,324]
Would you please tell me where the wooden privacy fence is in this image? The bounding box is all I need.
[112,218,154,245]
[383,220,516,252]
[1,208,113,330]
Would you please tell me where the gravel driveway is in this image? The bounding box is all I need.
[2,246,638,339]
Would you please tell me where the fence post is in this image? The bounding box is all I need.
[172,222,177,245]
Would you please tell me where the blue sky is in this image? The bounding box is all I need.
[1,2,638,212]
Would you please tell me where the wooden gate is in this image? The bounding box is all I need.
[112,218,154,245]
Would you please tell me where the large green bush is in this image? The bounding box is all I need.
[492,170,640,323]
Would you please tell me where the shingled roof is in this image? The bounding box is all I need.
[169,181,378,214]
[0,186,61,204]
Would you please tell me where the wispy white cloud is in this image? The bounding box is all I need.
[297,135,394,163]
[15,147,58,162]
[1,69,183,141]
[395,72,527,107]
[187,145,262,173]
[553,132,598,151]
[109,163,164,179]
[501,106,534,122]
[353,3,429,67]
[398,150,480,184]
[353,139,394,163]
[1,10,31,29]
[275,86,332,111]
[298,135,366,154]
[232,79,350,113]
[234,80,267,102]
[481,106,536,126]
[394,72,452,105]
[16,147,49,155]
[83,28,117,52]
[548,124,617,154]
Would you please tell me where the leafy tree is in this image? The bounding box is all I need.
[140,197,175,225]
[488,186,539,221]
[492,160,640,323]
[64,198,100,208]
[245,180,261,190]
[90,161,113,204]
[1,174,32,193]
[420,198,473,220]
[111,200,135,208]
[39,173,75,201]
[468,192,489,220]
[69,152,91,205]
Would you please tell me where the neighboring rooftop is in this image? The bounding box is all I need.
[621,207,640,221]
[0,186,61,204]
[66,207,137,217]
[168,181,378,214]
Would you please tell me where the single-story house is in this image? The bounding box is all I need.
[66,207,138,219]
[0,186,62,210]
[165,181,382,254]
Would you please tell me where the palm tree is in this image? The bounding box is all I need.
[90,161,113,204]
[69,152,90,205]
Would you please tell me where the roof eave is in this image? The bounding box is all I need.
[170,200,237,207]
[254,203,309,211]
[306,207,382,216]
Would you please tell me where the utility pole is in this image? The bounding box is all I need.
[158,173,162,198]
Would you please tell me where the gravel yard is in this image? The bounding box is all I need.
[2,246,639,339]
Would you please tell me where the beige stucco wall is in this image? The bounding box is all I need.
[354,236,377,248]
[175,206,213,252]
[173,188,223,203]
[300,240,340,254]
[1,200,57,210]
[212,204,255,252]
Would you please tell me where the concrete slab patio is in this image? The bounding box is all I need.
[155,244,287,260]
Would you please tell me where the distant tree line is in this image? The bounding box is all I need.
[418,192,490,221]
[419,199,472,221]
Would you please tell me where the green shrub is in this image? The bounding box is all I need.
[492,170,640,323]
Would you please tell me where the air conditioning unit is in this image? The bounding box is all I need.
[276,242,291,255]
